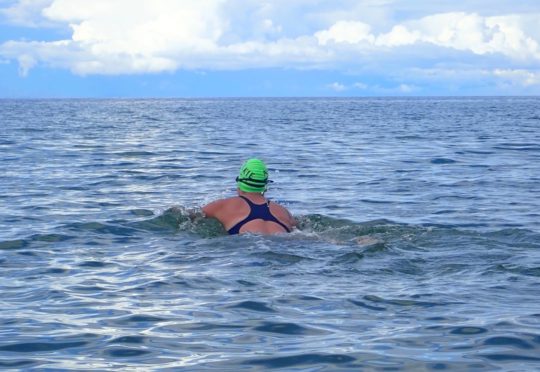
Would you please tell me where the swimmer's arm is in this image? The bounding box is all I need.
[271,201,297,229]
[288,210,298,228]
[201,199,226,219]
[185,207,204,222]
[280,206,297,229]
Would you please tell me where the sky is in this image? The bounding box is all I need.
[0,0,539,97]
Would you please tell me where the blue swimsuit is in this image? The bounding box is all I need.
[227,196,291,235]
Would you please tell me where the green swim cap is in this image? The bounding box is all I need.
[236,158,269,193]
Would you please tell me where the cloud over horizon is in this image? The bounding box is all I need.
[1,0,540,95]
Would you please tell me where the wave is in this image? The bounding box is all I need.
[135,208,406,247]
[2,207,539,252]
[128,206,225,237]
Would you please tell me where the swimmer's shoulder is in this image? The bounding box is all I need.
[202,196,246,218]
[269,200,297,228]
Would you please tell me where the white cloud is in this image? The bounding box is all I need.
[353,82,368,89]
[16,53,35,76]
[404,13,540,59]
[261,19,282,34]
[326,81,419,94]
[315,12,540,60]
[48,0,225,54]
[315,21,374,45]
[375,25,420,47]
[1,0,233,74]
[494,69,540,86]
[327,82,347,91]
[398,83,416,93]
[0,0,540,83]
[0,0,54,27]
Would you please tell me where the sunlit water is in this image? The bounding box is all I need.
[1,98,540,370]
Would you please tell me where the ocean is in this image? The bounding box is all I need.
[1,97,539,370]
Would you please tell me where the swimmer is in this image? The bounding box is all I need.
[202,159,296,235]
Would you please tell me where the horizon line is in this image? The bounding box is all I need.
[1,95,539,100]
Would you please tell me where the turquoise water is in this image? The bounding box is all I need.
[1,98,540,370]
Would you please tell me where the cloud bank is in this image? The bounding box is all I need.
[1,0,539,92]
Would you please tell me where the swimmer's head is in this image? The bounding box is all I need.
[236,158,270,193]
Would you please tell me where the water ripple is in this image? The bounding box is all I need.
[2,98,540,370]
[244,353,356,368]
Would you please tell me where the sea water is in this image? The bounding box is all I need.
[1,98,540,370]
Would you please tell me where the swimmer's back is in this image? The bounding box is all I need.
[203,195,295,235]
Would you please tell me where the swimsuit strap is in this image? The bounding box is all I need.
[227,196,290,235]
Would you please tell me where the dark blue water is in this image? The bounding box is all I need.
[1,98,540,370]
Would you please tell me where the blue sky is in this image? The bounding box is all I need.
[1,0,540,97]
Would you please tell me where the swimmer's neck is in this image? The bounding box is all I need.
[237,189,266,202]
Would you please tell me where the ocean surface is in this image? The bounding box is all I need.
[1,97,540,370]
